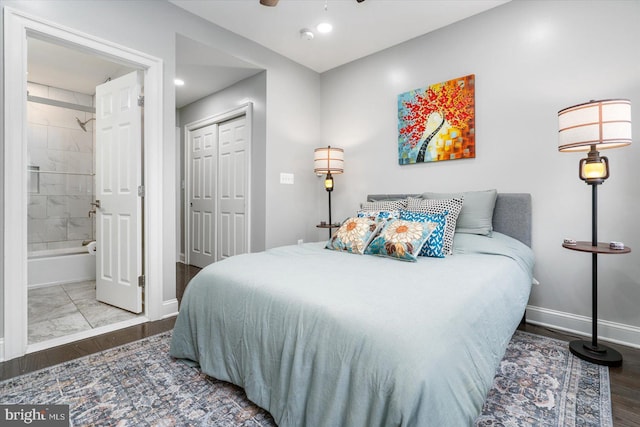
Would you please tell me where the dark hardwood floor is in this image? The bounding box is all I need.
[1,264,638,426]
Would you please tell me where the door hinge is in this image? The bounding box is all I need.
[138,95,144,107]
[138,185,145,197]
[138,275,145,289]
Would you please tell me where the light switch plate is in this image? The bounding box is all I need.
[280,172,294,184]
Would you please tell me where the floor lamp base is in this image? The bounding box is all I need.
[569,339,622,367]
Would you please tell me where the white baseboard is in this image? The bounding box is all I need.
[526,305,640,349]
[161,298,179,319]
[0,338,4,362]
[178,252,185,263]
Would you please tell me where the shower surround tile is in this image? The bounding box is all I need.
[67,218,92,241]
[48,127,93,153]
[27,84,96,251]
[28,123,48,150]
[28,196,47,219]
[67,195,93,217]
[66,152,93,174]
[28,218,67,244]
[66,175,93,195]
[38,173,66,196]
[29,148,67,174]
[46,195,68,218]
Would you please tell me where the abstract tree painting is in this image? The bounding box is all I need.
[398,74,475,164]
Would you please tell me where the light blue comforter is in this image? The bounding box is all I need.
[170,232,534,427]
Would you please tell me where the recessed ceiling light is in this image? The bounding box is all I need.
[174,78,185,86]
[316,22,333,34]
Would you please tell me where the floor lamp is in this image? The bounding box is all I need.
[558,99,632,367]
[314,146,344,237]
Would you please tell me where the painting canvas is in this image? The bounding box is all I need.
[398,74,475,165]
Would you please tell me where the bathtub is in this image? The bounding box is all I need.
[28,245,96,288]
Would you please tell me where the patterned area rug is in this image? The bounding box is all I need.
[0,330,612,426]
[476,331,612,427]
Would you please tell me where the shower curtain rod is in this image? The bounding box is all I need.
[27,94,95,114]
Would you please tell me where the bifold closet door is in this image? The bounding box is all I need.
[188,123,218,268]
[217,115,248,261]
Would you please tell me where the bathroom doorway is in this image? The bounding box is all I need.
[4,8,168,362]
[25,37,146,349]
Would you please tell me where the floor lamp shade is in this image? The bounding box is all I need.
[314,146,344,175]
[558,99,632,152]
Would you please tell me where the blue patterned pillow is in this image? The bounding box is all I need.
[406,197,463,255]
[365,219,437,262]
[399,210,447,258]
[326,217,383,255]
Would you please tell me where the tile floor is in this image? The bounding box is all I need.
[28,281,142,344]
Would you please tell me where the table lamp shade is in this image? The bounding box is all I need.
[558,99,632,152]
[314,146,344,174]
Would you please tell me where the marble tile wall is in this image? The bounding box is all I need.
[27,82,96,252]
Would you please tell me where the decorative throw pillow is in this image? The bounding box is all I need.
[422,189,497,236]
[325,216,383,255]
[399,210,447,258]
[406,197,463,255]
[365,219,437,262]
[360,199,407,211]
[357,210,400,221]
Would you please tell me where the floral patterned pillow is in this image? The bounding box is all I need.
[399,210,447,258]
[364,219,437,262]
[325,216,383,255]
[356,210,400,221]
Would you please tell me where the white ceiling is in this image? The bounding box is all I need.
[170,0,510,73]
[175,34,263,108]
[26,0,509,109]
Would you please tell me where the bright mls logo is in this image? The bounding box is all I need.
[1,405,69,426]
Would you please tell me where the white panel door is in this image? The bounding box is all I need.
[95,70,143,314]
[188,124,217,268]
[218,116,248,260]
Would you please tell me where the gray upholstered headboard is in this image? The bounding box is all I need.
[366,193,532,247]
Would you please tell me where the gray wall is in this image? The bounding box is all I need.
[320,0,640,336]
[178,71,268,255]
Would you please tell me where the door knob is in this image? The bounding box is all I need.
[90,200,101,208]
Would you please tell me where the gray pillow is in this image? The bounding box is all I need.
[422,189,497,235]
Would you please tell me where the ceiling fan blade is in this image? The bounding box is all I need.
[259,0,279,6]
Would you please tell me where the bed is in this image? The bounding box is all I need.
[170,192,534,426]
